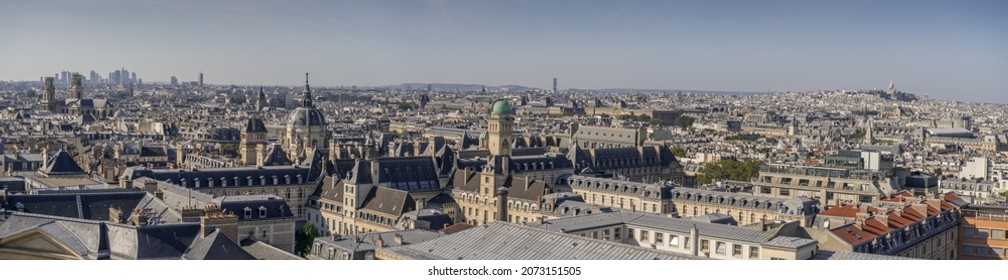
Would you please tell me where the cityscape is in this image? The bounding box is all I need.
[0,0,1006,270]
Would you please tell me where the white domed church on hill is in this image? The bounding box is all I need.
[283,73,329,162]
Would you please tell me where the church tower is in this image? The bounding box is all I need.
[283,73,328,162]
[241,115,268,166]
[41,77,57,112]
[255,86,267,111]
[70,74,83,99]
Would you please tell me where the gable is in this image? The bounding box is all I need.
[0,230,84,260]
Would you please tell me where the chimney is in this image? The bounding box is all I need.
[689,225,699,256]
[129,207,149,226]
[109,206,123,224]
[41,147,49,170]
[496,186,509,222]
[375,236,385,248]
[394,233,403,246]
[154,189,164,201]
[199,204,239,242]
[142,179,158,193]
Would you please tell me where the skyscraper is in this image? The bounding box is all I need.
[170,76,178,86]
[553,77,558,93]
[198,72,204,87]
[89,71,100,85]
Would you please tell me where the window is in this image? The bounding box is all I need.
[259,207,267,218]
[779,189,790,196]
[640,230,649,242]
[993,229,1005,240]
[749,247,759,259]
[964,227,978,238]
[243,208,252,219]
[655,232,663,244]
[701,239,709,251]
[733,244,742,256]
[978,228,991,238]
[715,241,726,255]
[760,187,772,194]
[628,228,634,239]
[341,252,350,260]
[670,235,679,247]
[262,229,268,239]
[603,229,611,240]
[615,228,622,239]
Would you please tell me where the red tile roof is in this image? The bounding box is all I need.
[831,225,876,246]
[821,204,858,218]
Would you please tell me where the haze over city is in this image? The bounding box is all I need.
[2,0,1006,103]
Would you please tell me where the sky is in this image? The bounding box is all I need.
[0,0,1006,103]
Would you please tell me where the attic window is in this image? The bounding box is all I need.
[244,207,252,219]
[259,206,268,218]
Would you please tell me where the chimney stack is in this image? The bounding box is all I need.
[199,204,239,242]
[394,233,403,246]
[496,186,509,222]
[109,206,123,224]
[375,236,385,248]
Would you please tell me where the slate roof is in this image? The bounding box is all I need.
[0,212,255,260]
[384,222,705,260]
[810,250,917,260]
[40,149,86,176]
[4,191,180,223]
[538,212,815,249]
[122,165,314,188]
[215,195,294,221]
[241,240,303,260]
[315,229,444,253]
[183,228,256,260]
[360,187,415,217]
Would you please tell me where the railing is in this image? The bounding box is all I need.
[962,209,1008,222]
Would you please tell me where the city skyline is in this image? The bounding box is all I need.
[1,0,1006,103]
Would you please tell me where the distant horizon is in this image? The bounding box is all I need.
[2,1,1005,103]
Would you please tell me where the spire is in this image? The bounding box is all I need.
[303,72,313,107]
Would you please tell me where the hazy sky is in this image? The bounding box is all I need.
[1,0,1006,103]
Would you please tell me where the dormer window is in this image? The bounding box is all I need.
[259,206,268,218]
[244,207,252,219]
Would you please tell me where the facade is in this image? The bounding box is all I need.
[566,175,675,214]
[807,192,965,259]
[537,211,819,260]
[753,164,901,205]
[307,229,443,260]
[121,163,322,219]
[378,222,706,260]
[448,100,569,226]
[960,205,1008,260]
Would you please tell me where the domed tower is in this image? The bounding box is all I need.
[283,73,328,162]
[487,99,514,157]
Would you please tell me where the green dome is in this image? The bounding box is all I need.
[491,99,513,115]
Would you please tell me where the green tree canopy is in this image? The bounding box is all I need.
[695,158,761,185]
[295,223,318,257]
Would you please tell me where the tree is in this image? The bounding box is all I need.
[295,223,318,257]
[675,116,695,129]
[671,146,687,158]
[695,158,761,185]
